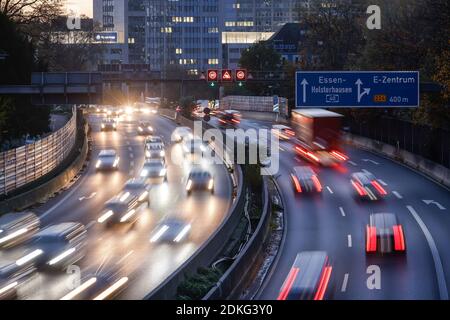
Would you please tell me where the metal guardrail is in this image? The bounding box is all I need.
[0,109,77,196]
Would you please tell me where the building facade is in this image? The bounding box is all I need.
[93,0,304,71]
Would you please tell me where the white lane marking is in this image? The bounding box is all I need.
[40,170,90,219]
[339,207,346,217]
[378,179,388,186]
[326,186,334,194]
[78,192,97,202]
[406,205,449,300]
[341,273,349,292]
[392,191,403,199]
[130,161,134,167]
[348,161,358,166]
[128,147,133,151]
[279,146,285,152]
[86,220,96,229]
[362,169,372,175]
[347,235,352,248]
[422,200,446,211]
[362,159,380,165]
[129,153,134,159]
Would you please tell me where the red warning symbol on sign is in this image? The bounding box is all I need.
[221,69,233,82]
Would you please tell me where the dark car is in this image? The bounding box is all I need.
[351,172,387,201]
[137,121,154,136]
[290,166,322,193]
[186,169,214,195]
[277,251,332,300]
[0,212,40,249]
[366,213,406,254]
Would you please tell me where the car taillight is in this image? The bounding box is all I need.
[330,150,348,161]
[351,180,367,196]
[291,174,302,193]
[311,175,322,192]
[314,265,332,301]
[371,180,387,195]
[366,225,377,252]
[286,130,295,137]
[393,225,406,251]
[277,267,300,300]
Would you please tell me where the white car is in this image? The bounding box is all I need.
[96,150,120,171]
[172,127,193,143]
[140,159,167,182]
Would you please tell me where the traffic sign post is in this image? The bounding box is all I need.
[296,71,420,108]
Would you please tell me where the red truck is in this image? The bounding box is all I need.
[291,109,348,166]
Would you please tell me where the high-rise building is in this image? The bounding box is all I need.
[145,0,221,74]
[93,0,303,71]
[220,0,303,69]
[93,0,129,64]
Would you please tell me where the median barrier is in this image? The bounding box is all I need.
[203,177,271,300]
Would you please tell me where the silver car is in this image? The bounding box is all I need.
[0,212,40,249]
[150,218,192,244]
[96,150,120,171]
[140,159,167,182]
[27,222,87,270]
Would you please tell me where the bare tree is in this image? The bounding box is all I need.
[0,0,63,25]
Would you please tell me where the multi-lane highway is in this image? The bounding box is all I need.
[229,117,450,300]
[0,111,232,300]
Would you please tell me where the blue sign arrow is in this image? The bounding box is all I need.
[296,71,419,108]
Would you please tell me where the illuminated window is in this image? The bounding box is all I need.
[175,48,183,54]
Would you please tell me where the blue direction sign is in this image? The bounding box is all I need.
[296,71,419,108]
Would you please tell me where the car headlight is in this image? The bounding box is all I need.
[98,210,114,224]
[148,127,153,132]
[186,179,192,191]
[48,248,76,266]
[139,191,149,202]
[96,160,102,168]
[160,150,165,157]
[188,134,193,139]
[101,124,105,129]
[140,169,148,177]
[208,179,214,190]
[160,169,167,177]
[120,209,136,223]
[200,145,206,152]
[138,127,143,132]
[113,158,120,167]
[145,150,151,157]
